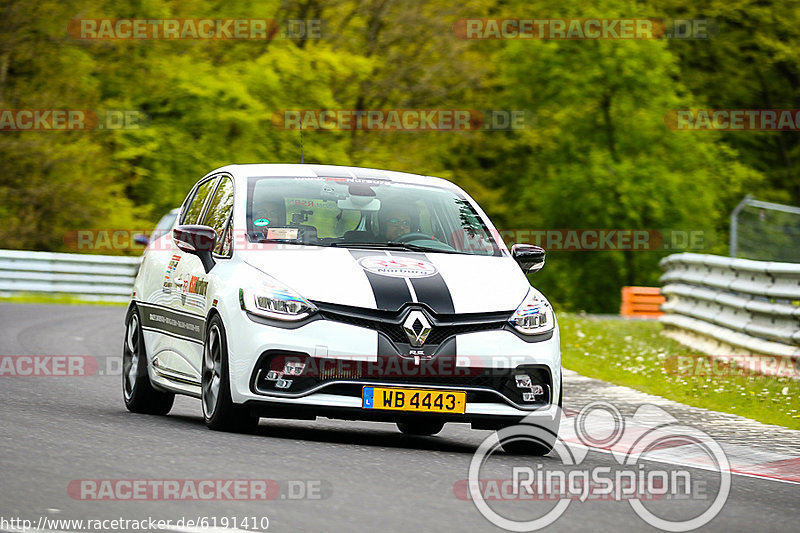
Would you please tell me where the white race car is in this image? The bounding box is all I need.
[123,164,561,453]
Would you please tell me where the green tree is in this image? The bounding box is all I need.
[654,0,800,205]
[445,0,763,311]
[0,0,142,252]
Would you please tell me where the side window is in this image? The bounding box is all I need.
[181,178,218,225]
[202,177,234,256]
[217,222,233,257]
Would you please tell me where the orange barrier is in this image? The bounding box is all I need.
[620,286,665,318]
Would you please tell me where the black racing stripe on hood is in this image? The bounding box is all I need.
[388,251,455,314]
[409,274,456,314]
[349,249,412,311]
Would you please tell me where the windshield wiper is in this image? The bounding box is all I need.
[255,239,326,248]
[329,241,463,254]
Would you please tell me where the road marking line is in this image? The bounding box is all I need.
[732,457,800,484]
[557,414,800,485]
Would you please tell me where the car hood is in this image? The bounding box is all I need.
[238,246,531,314]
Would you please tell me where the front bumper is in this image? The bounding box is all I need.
[242,397,560,430]
[224,304,561,425]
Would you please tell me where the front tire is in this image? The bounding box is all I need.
[498,422,559,455]
[499,375,562,455]
[202,314,259,432]
[122,306,175,415]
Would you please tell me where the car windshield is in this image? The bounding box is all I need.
[246,176,500,256]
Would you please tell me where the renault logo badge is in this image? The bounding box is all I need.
[403,310,432,347]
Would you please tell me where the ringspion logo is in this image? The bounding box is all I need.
[464,402,730,531]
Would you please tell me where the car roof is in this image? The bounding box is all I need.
[205,163,459,190]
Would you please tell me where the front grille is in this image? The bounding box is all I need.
[317,312,408,343]
[315,302,510,346]
[425,322,504,344]
[251,352,553,408]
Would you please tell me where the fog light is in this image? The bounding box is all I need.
[275,379,292,389]
[266,370,281,381]
[521,384,544,402]
[284,361,306,376]
[515,374,532,388]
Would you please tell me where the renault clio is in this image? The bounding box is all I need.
[123,164,561,454]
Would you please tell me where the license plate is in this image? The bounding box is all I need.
[362,387,466,414]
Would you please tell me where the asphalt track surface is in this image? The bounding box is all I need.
[0,303,797,532]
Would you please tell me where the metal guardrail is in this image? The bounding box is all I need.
[659,253,800,362]
[0,249,139,303]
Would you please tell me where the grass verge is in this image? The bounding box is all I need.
[0,293,126,306]
[559,313,800,430]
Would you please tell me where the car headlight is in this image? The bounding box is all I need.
[509,290,554,335]
[239,277,317,321]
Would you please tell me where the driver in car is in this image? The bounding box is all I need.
[380,204,419,241]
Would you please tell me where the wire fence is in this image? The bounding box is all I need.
[730,195,800,263]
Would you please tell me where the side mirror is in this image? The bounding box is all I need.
[511,244,545,274]
[173,225,216,273]
[133,234,150,246]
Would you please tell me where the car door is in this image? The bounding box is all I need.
[143,176,219,386]
[173,175,234,375]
